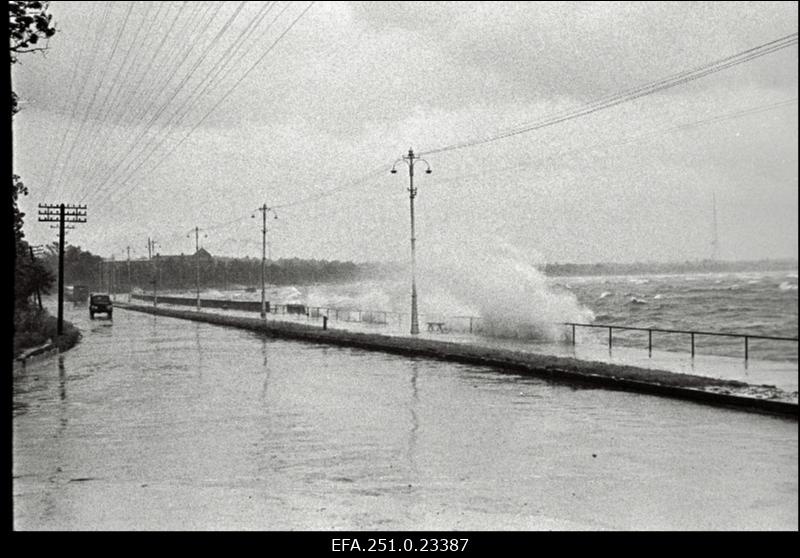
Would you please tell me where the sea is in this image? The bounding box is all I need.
[162,269,798,363]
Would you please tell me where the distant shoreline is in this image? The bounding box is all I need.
[542,259,798,277]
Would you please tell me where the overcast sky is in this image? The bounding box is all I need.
[12,1,799,265]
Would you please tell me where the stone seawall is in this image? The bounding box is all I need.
[116,302,797,417]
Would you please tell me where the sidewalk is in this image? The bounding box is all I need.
[142,300,798,395]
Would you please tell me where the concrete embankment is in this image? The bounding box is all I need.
[117,302,798,417]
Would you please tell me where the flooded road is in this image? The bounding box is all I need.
[13,304,798,530]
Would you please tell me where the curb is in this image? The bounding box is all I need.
[117,303,798,418]
[14,341,58,368]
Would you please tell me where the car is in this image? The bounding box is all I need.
[89,293,113,320]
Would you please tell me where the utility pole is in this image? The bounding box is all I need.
[110,254,116,301]
[255,205,277,318]
[127,246,132,301]
[391,149,432,335]
[188,226,206,311]
[38,204,87,335]
[148,238,158,307]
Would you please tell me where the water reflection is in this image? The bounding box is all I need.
[194,322,203,379]
[407,361,419,471]
[260,335,270,400]
[58,355,66,402]
[13,306,798,530]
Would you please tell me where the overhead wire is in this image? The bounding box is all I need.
[39,1,99,202]
[78,1,241,204]
[70,1,170,190]
[420,33,798,156]
[72,1,227,202]
[89,1,281,207]
[51,1,136,200]
[94,1,316,211]
[45,1,114,201]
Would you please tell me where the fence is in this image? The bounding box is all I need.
[565,322,798,364]
[128,294,798,363]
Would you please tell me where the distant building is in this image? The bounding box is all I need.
[194,248,213,261]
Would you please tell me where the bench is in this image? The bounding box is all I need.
[426,322,446,333]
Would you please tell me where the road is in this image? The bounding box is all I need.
[13,301,798,530]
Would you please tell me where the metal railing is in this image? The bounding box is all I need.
[128,293,797,363]
[564,322,798,363]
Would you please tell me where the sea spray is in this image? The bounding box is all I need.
[417,242,594,340]
[295,244,594,340]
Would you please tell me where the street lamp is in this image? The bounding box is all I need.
[391,148,432,335]
[253,206,278,318]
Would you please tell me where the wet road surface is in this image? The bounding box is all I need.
[13,303,798,530]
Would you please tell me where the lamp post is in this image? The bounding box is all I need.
[391,148,432,335]
[253,205,278,318]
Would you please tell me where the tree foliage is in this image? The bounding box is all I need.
[11,2,57,313]
[9,1,57,63]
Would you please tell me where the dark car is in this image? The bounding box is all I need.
[89,293,113,320]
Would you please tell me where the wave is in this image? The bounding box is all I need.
[598,291,613,299]
[628,297,648,305]
[653,294,663,300]
[779,282,798,291]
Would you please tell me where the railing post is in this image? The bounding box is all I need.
[648,329,652,357]
[469,317,473,334]
[608,326,612,351]
[691,332,695,359]
[572,324,576,346]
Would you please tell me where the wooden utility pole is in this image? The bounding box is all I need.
[38,204,87,335]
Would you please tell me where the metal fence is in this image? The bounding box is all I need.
[128,294,798,363]
[565,322,798,363]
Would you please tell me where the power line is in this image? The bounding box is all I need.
[45,2,114,201]
[72,1,228,202]
[66,1,200,203]
[71,1,169,186]
[39,1,100,202]
[52,2,136,200]
[95,1,316,211]
[76,1,237,203]
[422,97,799,189]
[89,1,281,207]
[421,32,798,156]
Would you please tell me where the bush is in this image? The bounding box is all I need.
[13,306,81,357]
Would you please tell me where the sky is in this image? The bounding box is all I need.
[11,1,799,265]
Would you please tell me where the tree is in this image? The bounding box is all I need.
[12,174,28,250]
[9,1,57,63]
[11,2,57,310]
